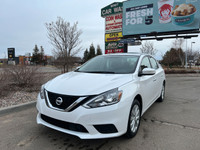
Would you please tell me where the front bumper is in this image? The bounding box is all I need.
[36,95,131,139]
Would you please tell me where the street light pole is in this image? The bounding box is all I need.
[185,39,188,69]
[190,42,195,67]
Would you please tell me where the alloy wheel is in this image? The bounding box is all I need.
[130,104,140,133]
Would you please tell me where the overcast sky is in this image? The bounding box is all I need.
[0,0,199,60]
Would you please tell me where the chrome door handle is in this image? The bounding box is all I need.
[153,78,157,82]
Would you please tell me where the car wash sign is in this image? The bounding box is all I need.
[102,2,124,54]
[105,13,123,33]
[101,2,123,17]
[102,2,123,34]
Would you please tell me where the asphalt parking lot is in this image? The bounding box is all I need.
[0,75,200,150]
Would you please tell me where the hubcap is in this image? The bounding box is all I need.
[130,105,140,133]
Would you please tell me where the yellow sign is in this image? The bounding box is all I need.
[105,32,123,42]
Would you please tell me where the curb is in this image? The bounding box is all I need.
[166,74,200,77]
[0,101,36,117]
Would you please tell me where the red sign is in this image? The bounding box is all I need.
[105,49,124,54]
[105,13,122,33]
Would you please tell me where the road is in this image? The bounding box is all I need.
[0,75,200,150]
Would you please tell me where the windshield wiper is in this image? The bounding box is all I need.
[84,71,116,74]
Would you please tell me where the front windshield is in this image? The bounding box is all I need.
[77,55,139,74]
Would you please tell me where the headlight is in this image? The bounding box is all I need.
[40,85,45,99]
[83,88,122,108]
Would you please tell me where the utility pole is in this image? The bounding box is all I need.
[185,39,188,69]
[190,42,195,68]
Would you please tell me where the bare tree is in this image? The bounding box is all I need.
[196,51,200,66]
[140,41,157,55]
[187,49,200,68]
[46,17,82,72]
[172,39,185,67]
[4,66,43,88]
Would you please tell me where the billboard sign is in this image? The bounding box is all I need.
[8,48,15,60]
[101,2,123,17]
[123,0,200,36]
[106,13,122,33]
[105,32,123,42]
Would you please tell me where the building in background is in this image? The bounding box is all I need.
[0,59,8,65]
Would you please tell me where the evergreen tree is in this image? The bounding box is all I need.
[96,45,102,55]
[161,48,185,67]
[32,45,40,64]
[40,46,46,65]
[40,46,44,58]
[88,43,96,60]
[83,49,89,63]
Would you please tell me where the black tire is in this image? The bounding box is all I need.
[157,83,165,102]
[125,99,141,138]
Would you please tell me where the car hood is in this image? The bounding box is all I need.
[45,72,133,96]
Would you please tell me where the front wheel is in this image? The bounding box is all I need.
[125,99,141,138]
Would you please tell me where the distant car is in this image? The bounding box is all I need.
[36,53,166,139]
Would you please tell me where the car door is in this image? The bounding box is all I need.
[138,56,156,109]
[149,57,163,100]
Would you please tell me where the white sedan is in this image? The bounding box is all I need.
[36,53,166,139]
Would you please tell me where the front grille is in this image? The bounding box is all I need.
[47,91,80,110]
[41,114,88,133]
[94,124,118,134]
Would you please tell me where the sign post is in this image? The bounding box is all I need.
[8,48,15,61]
[101,2,123,18]
[8,48,16,65]
[101,2,127,54]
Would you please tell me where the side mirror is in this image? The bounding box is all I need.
[74,66,81,71]
[141,68,156,76]
[76,66,81,70]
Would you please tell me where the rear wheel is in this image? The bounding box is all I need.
[126,99,141,138]
[157,83,165,102]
